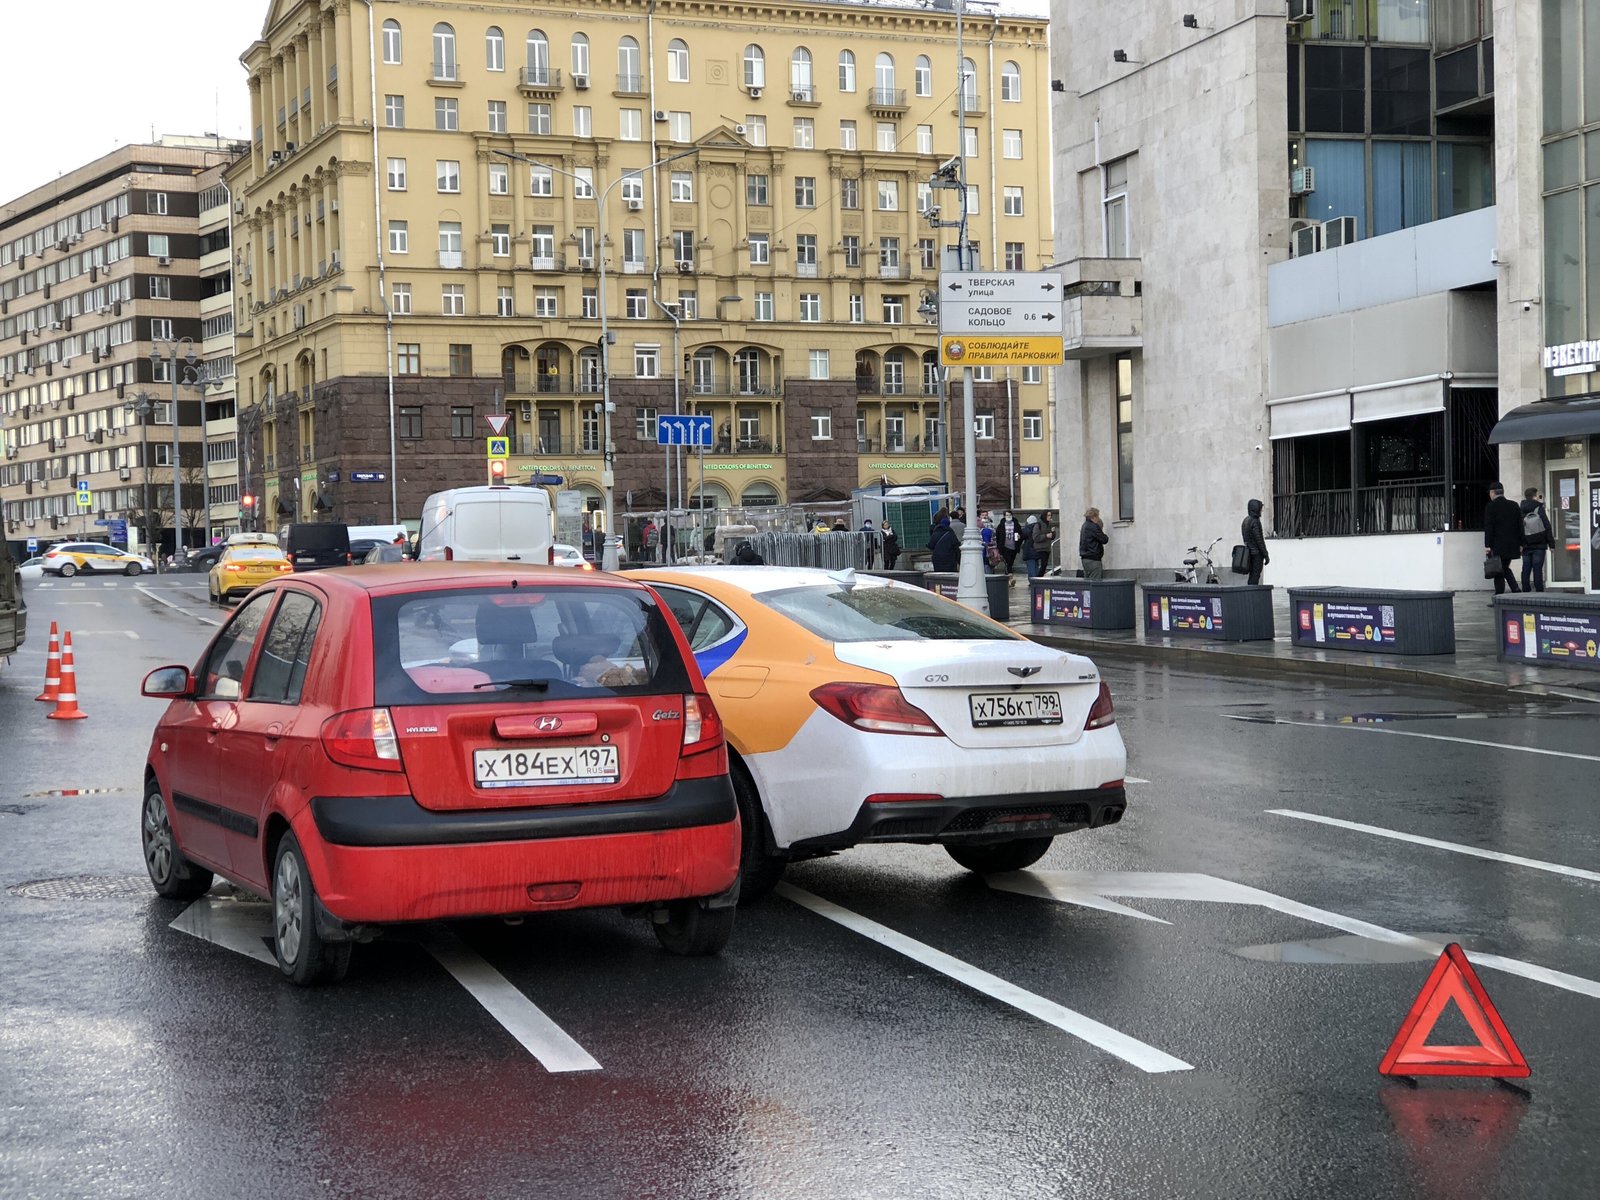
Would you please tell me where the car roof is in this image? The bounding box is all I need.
[259,561,652,600]
[628,565,908,598]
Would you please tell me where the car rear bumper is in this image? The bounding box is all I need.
[790,785,1127,851]
[299,776,740,922]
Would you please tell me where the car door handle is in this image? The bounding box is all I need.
[264,723,284,746]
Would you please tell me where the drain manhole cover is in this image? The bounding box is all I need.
[0,805,41,817]
[7,875,151,901]
[23,787,127,799]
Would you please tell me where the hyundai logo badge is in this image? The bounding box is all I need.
[537,715,563,731]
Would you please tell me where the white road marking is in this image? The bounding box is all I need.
[422,930,602,1073]
[70,582,86,589]
[1227,714,1600,764]
[70,630,140,639]
[55,601,104,607]
[169,897,278,965]
[777,883,1192,1073]
[991,870,1600,1001]
[1269,808,1600,886]
[1126,776,1151,785]
[136,583,225,627]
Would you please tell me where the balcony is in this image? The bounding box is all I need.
[517,67,564,97]
[1061,257,1142,360]
[795,262,819,278]
[707,433,783,456]
[429,62,463,87]
[787,85,818,106]
[503,371,601,396]
[615,73,645,95]
[689,373,783,397]
[516,434,598,456]
[868,87,908,113]
[876,262,909,280]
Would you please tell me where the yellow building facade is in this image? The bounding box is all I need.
[235,0,1053,532]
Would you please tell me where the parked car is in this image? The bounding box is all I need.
[183,546,228,573]
[416,486,552,565]
[628,566,1127,900]
[361,543,406,565]
[42,542,155,577]
[17,556,46,583]
[278,522,352,572]
[552,543,595,571]
[349,538,385,563]
[138,562,739,984]
[207,544,294,604]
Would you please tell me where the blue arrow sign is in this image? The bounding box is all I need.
[349,471,387,483]
[656,413,713,447]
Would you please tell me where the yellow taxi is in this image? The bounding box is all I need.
[41,542,155,578]
[208,544,293,604]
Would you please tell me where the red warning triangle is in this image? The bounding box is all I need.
[1379,943,1530,1078]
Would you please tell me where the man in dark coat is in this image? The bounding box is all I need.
[882,523,900,570]
[1483,482,1523,598]
[1519,486,1553,593]
[1078,507,1108,580]
[928,516,960,572]
[1241,499,1269,585]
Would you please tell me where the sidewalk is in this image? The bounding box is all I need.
[1005,582,1600,703]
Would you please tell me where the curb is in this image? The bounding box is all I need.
[1014,625,1600,704]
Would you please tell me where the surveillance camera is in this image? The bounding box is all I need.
[938,155,961,176]
[1254,444,1263,452]
[1522,301,1533,312]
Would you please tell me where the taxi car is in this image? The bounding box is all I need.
[139,563,738,984]
[629,566,1127,900]
[42,542,155,577]
[208,544,294,603]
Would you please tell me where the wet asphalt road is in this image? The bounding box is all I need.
[3,576,1600,1199]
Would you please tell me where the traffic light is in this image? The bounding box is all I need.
[241,493,256,530]
[488,458,508,484]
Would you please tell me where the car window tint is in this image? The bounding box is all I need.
[371,585,691,703]
[655,586,738,651]
[197,593,274,700]
[248,592,322,704]
[759,581,1017,642]
[229,547,286,561]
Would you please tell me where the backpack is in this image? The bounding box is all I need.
[1522,508,1545,539]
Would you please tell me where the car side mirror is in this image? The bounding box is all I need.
[141,666,194,698]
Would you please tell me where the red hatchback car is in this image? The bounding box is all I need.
[139,563,740,984]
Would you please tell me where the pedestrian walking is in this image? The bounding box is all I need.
[1027,512,1053,579]
[861,517,878,569]
[981,517,1002,574]
[1519,486,1553,593]
[882,523,900,571]
[928,514,960,572]
[949,507,967,543]
[1483,482,1523,600]
[996,511,1025,577]
[643,519,660,563]
[1078,507,1109,580]
[1241,499,1270,585]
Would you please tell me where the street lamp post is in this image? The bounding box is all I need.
[124,392,159,565]
[494,146,701,571]
[148,336,221,559]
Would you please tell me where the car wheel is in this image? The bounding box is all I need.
[652,900,736,956]
[944,836,1054,874]
[58,562,77,578]
[732,766,786,905]
[141,783,214,900]
[125,562,142,577]
[272,832,352,986]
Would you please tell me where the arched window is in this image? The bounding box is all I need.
[1001,60,1022,102]
[381,19,402,65]
[690,482,732,510]
[838,50,856,93]
[790,47,813,95]
[874,53,895,95]
[485,27,504,72]
[960,57,978,109]
[743,44,766,89]
[432,23,456,81]
[883,349,908,395]
[741,482,781,506]
[914,55,932,97]
[735,348,763,394]
[667,38,689,83]
[526,30,550,83]
[570,33,590,78]
[618,36,641,90]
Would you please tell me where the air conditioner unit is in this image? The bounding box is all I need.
[1290,220,1324,258]
[626,199,643,211]
[285,141,297,154]
[748,86,762,99]
[119,466,131,480]
[792,91,810,104]
[1323,215,1357,249]
[4,447,15,460]
[654,110,668,122]
[578,256,595,269]
[1290,166,1316,196]
[573,74,589,89]
[157,256,172,267]
[51,321,63,330]
[1287,0,1315,23]
[269,151,283,165]
[519,402,533,422]
[234,198,246,214]
[734,123,747,136]
[676,260,694,273]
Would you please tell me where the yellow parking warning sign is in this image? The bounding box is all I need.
[486,435,510,458]
[941,335,1064,367]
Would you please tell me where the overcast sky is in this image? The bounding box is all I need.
[1,0,1049,209]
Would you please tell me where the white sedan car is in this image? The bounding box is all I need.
[628,565,1128,900]
[552,543,595,570]
[17,557,46,583]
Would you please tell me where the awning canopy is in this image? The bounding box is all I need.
[1488,396,1600,444]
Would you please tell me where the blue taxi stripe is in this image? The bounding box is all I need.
[693,628,747,679]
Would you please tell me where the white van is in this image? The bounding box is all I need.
[416,485,554,564]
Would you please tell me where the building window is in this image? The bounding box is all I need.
[618,35,641,89]
[666,111,691,142]
[636,407,659,439]
[1004,241,1025,270]
[842,236,861,267]
[749,235,769,265]
[382,19,402,65]
[398,344,420,375]
[626,289,648,318]
[882,295,905,324]
[840,120,857,150]
[1116,354,1134,520]
[573,106,592,138]
[975,410,995,439]
[672,229,695,267]
[744,44,766,88]
[1001,61,1021,102]
[528,103,552,135]
[571,33,590,77]
[966,185,980,215]
[670,171,694,202]
[488,101,507,134]
[793,118,814,149]
[1003,186,1024,216]
[574,167,595,198]
[451,406,474,438]
[436,160,460,193]
[918,238,937,269]
[432,23,457,80]
[620,172,643,203]
[449,344,472,376]
[435,97,458,131]
[839,50,856,92]
[876,122,898,152]
[1003,128,1023,159]
[491,225,511,257]
[635,345,660,377]
[916,124,934,155]
[399,405,422,437]
[875,52,896,92]
[754,292,774,321]
[489,163,509,195]
[1104,156,1130,256]
[915,55,932,97]
[486,26,504,71]
[621,227,644,269]
[849,293,864,323]
[531,226,556,266]
[799,293,821,322]
[386,158,407,190]
[149,276,171,299]
[796,234,817,269]
[747,174,769,205]
[795,176,816,207]
[384,94,405,127]
[677,291,697,319]
[582,289,598,319]
[877,179,900,210]
[1023,410,1042,440]
[151,317,174,340]
[390,283,412,314]
[442,285,466,315]
[619,108,641,140]
[745,115,766,145]
[388,220,409,254]
[497,286,514,317]
[668,38,690,82]
[879,237,900,267]
[535,288,558,317]
[963,126,979,158]
[1022,366,1042,384]
[529,165,553,196]
[809,350,830,380]
[438,221,463,266]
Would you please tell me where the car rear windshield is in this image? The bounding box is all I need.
[371,584,691,705]
[285,524,349,550]
[229,548,285,562]
[758,581,1017,643]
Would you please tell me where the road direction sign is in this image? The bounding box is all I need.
[350,470,387,483]
[485,412,510,436]
[939,299,1062,335]
[939,271,1063,302]
[657,413,713,447]
[940,335,1064,367]
[486,435,511,459]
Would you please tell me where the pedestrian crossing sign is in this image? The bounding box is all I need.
[486,436,510,459]
[75,481,92,508]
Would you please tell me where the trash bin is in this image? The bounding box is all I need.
[1028,578,1136,630]
[923,572,1010,622]
[1287,588,1455,655]
[1139,583,1274,642]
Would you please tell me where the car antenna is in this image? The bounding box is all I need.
[827,567,858,589]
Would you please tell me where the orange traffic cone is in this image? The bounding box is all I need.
[35,621,61,703]
[47,631,87,721]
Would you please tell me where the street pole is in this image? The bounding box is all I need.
[953,0,989,615]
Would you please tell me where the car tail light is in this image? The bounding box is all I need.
[444,546,454,562]
[809,682,945,737]
[676,693,727,780]
[225,564,244,573]
[548,546,556,564]
[865,792,944,804]
[1085,681,1116,730]
[277,562,293,573]
[321,708,404,773]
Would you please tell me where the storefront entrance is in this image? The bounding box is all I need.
[1547,459,1588,589]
